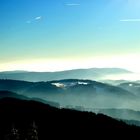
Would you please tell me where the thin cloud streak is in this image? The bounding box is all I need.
[120,19,140,22]
[35,16,42,20]
[65,3,80,6]
[26,16,42,23]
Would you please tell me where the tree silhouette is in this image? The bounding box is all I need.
[26,121,38,140]
[5,124,20,140]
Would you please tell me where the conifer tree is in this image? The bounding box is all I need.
[26,121,38,140]
[5,124,20,140]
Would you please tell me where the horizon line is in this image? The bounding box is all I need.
[0,67,133,73]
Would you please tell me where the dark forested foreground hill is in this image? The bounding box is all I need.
[0,98,139,139]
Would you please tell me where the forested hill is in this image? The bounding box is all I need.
[0,98,139,139]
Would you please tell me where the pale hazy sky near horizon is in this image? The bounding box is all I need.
[0,0,140,72]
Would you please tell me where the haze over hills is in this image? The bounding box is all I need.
[0,79,136,98]
[0,79,139,110]
[0,68,132,82]
[0,90,28,100]
[0,68,140,127]
[118,82,140,97]
[0,90,140,127]
[0,91,60,108]
[94,108,140,122]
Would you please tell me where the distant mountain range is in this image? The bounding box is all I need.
[0,68,132,82]
[0,79,140,127]
[0,68,139,129]
[0,79,139,110]
[0,79,136,98]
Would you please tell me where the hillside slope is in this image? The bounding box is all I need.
[0,98,139,139]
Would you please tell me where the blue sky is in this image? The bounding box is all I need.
[0,0,140,72]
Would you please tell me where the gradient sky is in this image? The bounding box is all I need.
[0,0,140,72]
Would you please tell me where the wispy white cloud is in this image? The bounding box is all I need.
[120,19,140,22]
[35,16,42,20]
[26,16,42,24]
[65,3,80,6]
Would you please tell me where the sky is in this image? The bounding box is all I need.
[0,0,140,73]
